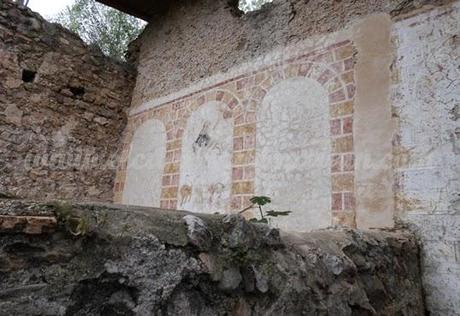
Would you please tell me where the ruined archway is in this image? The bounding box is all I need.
[178,101,233,213]
[255,76,331,231]
[122,119,166,207]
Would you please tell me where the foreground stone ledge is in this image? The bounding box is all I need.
[0,199,424,315]
[0,215,57,234]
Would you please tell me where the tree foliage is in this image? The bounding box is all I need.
[239,0,272,12]
[54,0,145,60]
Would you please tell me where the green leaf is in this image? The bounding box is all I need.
[265,210,292,217]
[250,196,271,206]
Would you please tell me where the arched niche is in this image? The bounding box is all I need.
[179,101,233,213]
[256,77,331,231]
[122,119,166,207]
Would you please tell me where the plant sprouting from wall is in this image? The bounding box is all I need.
[52,201,107,237]
[240,195,291,224]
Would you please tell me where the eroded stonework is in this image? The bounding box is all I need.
[0,1,135,202]
[0,199,425,316]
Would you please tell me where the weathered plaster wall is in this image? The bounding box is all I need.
[115,38,358,230]
[118,1,459,313]
[391,3,460,314]
[122,119,166,207]
[256,77,331,231]
[0,1,135,202]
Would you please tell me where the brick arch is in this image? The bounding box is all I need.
[247,61,348,106]
[248,61,356,228]
[177,88,254,213]
[113,116,168,204]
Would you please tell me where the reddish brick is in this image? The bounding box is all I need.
[167,130,175,140]
[170,200,178,209]
[236,78,246,90]
[318,69,333,85]
[162,175,171,186]
[232,167,244,180]
[0,215,57,235]
[171,174,180,186]
[343,154,354,171]
[245,112,256,123]
[254,88,267,100]
[235,114,245,125]
[197,95,205,105]
[332,193,343,211]
[331,155,341,173]
[228,98,238,109]
[298,63,312,76]
[343,116,353,134]
[223,110,232,119]
[176,128,184,139]
[232,181,254,195]
[244,134,256,149]
[233,137,244,151]
[173,149,182,161]
[344,58,354,71]
[343,192,355,210]
[329,89,346,103]
[330,119,341,136]
[331,61,344,73]
[346,84,356,99]
[334,45,353,60]
[160,200,168,208]
[231,195,242,210]
[216,91,225,101]
[165,151,174,162]
[244,165,255,179]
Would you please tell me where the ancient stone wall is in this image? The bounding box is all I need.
[130,0,452,106]
[116,0,459,314]
[0,199,425,315]
[0,0,136,202]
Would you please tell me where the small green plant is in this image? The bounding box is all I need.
[52,201,102,237]
[240,195,291,224]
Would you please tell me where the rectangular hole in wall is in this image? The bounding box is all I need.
[21,69,36,83]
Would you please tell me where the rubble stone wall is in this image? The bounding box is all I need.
[0,199,425,316]
[0,0,136,202]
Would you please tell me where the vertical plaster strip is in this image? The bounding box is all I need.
[353,14,395,228]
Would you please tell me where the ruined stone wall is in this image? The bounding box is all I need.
[116,0,459,314]
[130,0,452,106]
[0,0,136,202]
[0,199,425,315]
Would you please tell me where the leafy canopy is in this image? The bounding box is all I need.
[54,0,145,60]
[239,0,273,12]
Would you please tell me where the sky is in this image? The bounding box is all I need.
[28,0,75,19]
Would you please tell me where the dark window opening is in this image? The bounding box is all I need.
[69,86,85,97]
[22,69,36,83]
